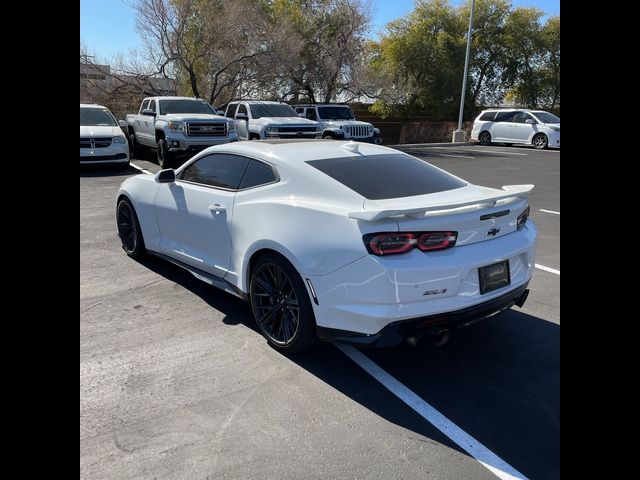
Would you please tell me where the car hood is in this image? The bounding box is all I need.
[161,113,231,122]
[253,117,319,126]
[320,120,372,128]
[80,125,123,137]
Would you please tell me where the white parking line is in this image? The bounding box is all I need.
[130,163,153,175]
[538,209,560,215]
[535,264,560,275]
[336,344,528,480]
[432,147,528,156]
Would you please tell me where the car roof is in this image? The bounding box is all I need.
[229,100,287,105]
[80,103,108,109]
[146,96,209,102]
[199,139,397,167]
[293,104,351,107]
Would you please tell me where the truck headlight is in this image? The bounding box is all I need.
[168,121,183,132]
[266,126,278,134]
[113,136,127,144]
[227,122,236,133]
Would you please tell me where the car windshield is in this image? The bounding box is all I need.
[80,107,117,126]
[159,99,215,115]
[318,106,355,120]
[531,111,560,123]
[250,103,298,119]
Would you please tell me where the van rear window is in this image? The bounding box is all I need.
[307,154,466,200]
[479,112,496,121]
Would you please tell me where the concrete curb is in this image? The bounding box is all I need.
[388,142,475,147]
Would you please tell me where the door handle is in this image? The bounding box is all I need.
[209,203,226,214]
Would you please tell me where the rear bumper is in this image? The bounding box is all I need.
[317,281,530,347]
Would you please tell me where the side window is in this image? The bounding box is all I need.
[479,112,496,121]
[140,99,150,112]
[512,112,534,124]
[306,108,317,121]
[239,160,278,189]
[226,103,237,118]
[295,107,304,114]
[180,154,250,189]
[237,103,248,117]
[494,111,515,122]
[149,99,156,113]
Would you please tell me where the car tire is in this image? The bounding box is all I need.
[116,197,146,259]
[129,133,142,158]
[479,131,492,146]
[322,133,334,140]
[533,133,548,149]
[157,138,174,168]
[249,253,318,353]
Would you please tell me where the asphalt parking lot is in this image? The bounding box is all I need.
[80,143,559,480]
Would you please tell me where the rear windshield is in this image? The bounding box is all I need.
[307,154,466,200]
[159,99,215,115]
[250,103,298,119]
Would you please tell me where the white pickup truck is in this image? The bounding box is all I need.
[219,100,321,140]
[126,96,238,168]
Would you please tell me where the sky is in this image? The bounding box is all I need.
[80,0,560,61]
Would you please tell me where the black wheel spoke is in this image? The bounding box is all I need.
[251,262,301,346]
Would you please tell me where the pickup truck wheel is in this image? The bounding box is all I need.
[157,139,174,168]
[129,133,141,158]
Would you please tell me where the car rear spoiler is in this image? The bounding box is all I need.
[348,185,534,222]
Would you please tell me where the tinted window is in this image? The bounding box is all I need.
[318,106,354,120]
[306,108,317,120]
[249,103,298,119]
[512,112,534,124]
[479,112,496,121]
[140,100,150,112]
[237,104,248,116]
[531,111,560,123]
[494,111,515,122]
[239,160,277,189]
[80,107,118,126]
[159,99,215,115]
[149,99,156,113]
[226,103,237,118]
[307,154,466,200]
[180,154,250,189]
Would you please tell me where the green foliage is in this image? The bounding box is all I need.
[369,0,560,118]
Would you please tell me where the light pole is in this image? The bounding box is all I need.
[452,0,475,143]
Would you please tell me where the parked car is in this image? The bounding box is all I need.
[220,100,321,140]
[116,140,536,352]
[126,96,238,168]
[471,109,560,149]
[80,104,129,167]
[293,104,382,144]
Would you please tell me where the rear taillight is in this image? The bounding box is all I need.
[364,231,457,256]
[517,205,530,230]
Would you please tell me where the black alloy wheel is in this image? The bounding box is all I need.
[250,255,317,352]
[116,198,145,258]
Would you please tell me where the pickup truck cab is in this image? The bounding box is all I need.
[293,104,381,144]
[126,96,237,168]
[220,101,321,140]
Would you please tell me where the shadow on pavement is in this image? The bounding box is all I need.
[135,253,559,479]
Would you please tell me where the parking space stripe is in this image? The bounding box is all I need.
[535,264,560,275]
[130,163,153,175]
[336,344,529,480]
[538,209,560,215]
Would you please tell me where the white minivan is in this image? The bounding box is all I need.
[470,109,560,149]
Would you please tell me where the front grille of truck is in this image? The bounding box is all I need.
[345,126,370,138]
[277,126,317,134]
[79,137,112,148]
[186,122,227,136]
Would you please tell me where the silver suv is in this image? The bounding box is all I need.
[294,104,381,144]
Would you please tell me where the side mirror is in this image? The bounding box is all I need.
[155,168,175,183]
[525,119,536,125]
[118,119,127,128]
[142,108,155,117]
[236,112,248,120]
[298,113,305,118]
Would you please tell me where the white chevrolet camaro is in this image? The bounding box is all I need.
[117,140,537,352]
